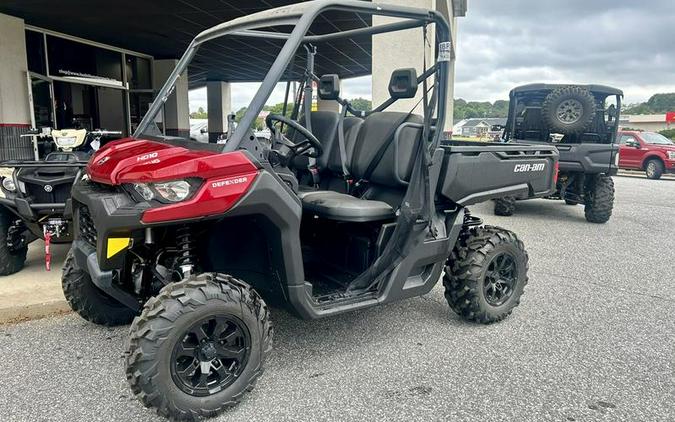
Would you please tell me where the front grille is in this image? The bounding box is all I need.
[24,182,71,204]
[78,206,97,245]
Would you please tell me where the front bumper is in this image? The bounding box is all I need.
[71,239,140,311]
[0,195,71,221]
[666,159,675,172]
[71,180,148,271]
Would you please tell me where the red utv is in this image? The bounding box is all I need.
[618,130,675,179]
[61,1,558,419]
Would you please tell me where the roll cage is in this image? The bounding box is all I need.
[503,84,623,145]
[134,0,453,154]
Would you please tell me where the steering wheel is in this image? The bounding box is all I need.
[265,114,323,158]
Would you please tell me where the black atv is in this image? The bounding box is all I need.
[493,84,622,223]
[0,128,120,274]
[62,1,558,419]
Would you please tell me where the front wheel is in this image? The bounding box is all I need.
[62,251,136,326]
[645,159,664,180]
[584,174,614,224]
[125,273,273,421]
[444,226,529,324]
[493,197,516,216]
[0,209,27,276]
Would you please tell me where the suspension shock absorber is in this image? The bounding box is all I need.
[175,226,197,278]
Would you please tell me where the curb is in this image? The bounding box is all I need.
[0,299,72,325]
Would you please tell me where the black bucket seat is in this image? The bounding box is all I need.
[300,68,424,222]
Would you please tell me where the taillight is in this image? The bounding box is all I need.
[553,161,560,184]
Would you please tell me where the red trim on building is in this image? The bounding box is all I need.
[0,123,31,128]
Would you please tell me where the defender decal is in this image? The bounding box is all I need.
[212,176,249,188]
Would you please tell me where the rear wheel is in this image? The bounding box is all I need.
[493,197,516,216]
[645,159,664,180]
[0,209,28,276]
[62,251,136,326]
[584,174,614,224]
[443,226,529,324]
[125,273,272,421]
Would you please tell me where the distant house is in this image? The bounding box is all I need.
[453,118,507,137]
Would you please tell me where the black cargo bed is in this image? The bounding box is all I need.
[437,141,558,205]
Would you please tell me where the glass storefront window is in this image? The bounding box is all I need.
[126,56,152,90]
[26,30,47,75]
[129,92,154,133]
[30,78,54,128]
[46,35,123,87]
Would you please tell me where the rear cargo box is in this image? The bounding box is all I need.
[437,141,558,206]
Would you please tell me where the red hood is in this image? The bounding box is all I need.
[87,138,258,185]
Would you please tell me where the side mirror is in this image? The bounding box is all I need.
[200,127,208,134]
[627,140,640,148]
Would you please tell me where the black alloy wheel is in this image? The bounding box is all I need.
[483,252,517,307]
[171,315,252,397]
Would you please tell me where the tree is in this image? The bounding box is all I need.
[622,93,675,115]
[646,93,675,113]
[189,107,207,119]
[453,99,509,120]
[659,129,675,140]
[349,97,372,113]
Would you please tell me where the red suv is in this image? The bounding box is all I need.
[618,130,675,179]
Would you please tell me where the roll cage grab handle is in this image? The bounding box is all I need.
[134,0,453,153]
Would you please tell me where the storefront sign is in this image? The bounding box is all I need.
[666,112,675,124]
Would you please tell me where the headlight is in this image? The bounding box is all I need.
[2,177,16,192]
[153,180,191,202]
[55,136,77,148]
[132,180,195,203]
[668,151,675,160]
[133,183,155,201]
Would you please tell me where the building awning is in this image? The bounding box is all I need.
[0,0,374,88]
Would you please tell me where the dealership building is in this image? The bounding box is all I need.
[0,0,465,159]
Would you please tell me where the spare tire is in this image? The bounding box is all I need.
[541,86,596,134]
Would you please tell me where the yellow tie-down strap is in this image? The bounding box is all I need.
[107,237,131,258]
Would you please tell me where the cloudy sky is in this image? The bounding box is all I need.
[190,0,674,111]
[454,0,675,104]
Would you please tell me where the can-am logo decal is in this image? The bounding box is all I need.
[212,176,248,188]
[514,163,546,173]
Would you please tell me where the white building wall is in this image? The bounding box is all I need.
[372,0,458,134]
[0,13,31,125]
[207,80,232,142]
[153,59,190,137]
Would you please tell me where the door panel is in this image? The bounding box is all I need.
[618,135,642,168]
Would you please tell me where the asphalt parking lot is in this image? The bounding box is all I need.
[0,174,673,422]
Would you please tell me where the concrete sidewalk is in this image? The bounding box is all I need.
[0,241,71,324]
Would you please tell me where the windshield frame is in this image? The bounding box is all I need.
[133,0,453,153]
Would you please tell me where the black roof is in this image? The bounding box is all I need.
[0,0,373,89]
[510,83,623,97]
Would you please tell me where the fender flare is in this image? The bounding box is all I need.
[640,153,665,170]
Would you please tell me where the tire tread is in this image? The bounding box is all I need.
[125,273,272,421]
[443,226,529,324]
